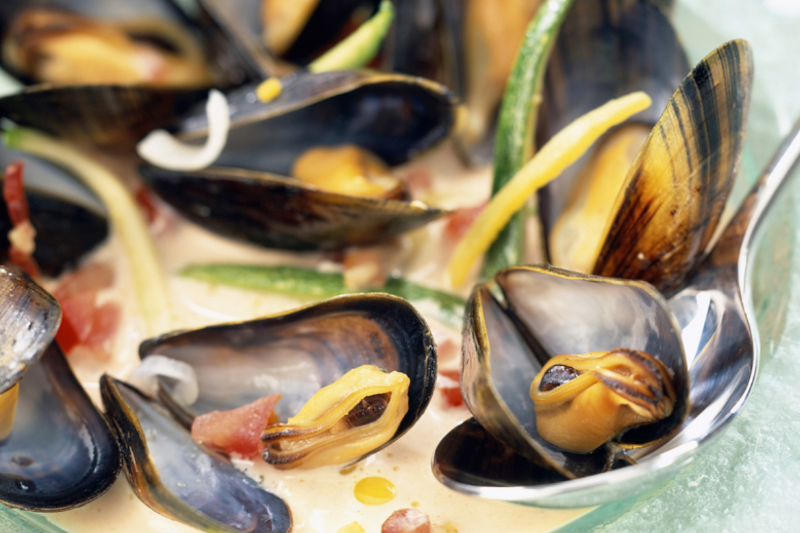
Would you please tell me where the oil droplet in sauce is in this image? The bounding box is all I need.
[337,522,365,533]
[354,476,397,505]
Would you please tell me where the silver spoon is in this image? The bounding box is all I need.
[432,116,800,508]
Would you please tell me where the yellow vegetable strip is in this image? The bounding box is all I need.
[448,91,652,288]
[4,127,172,337]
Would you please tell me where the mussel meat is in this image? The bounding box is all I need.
[530,348,677,454]
[261,364,410,469]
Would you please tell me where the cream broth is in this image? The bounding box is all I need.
[40,145,587,533]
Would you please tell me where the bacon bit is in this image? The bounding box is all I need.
[53,262,120,358]
[381,509,433,533]
[443,203,486,243]
[437,369,464,408]
[436,339,461,365]
[402,168,433,199]
[343,241,403,290]
[192,395,282,459]
[134,185,172,235]
[3,161,39,278]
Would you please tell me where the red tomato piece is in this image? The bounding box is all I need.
[53,263,114,300]
[191,395,282,459]
[443,203,486,242]
[3,161,29,225]
[437,369,464,408]
[381,509,433,533]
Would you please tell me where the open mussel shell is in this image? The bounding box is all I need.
[452,265,688,480]
[0,85,208,150]
[139,293,437,463]
[590,40,753,294]
[101,377,292,533]
[0,266,120,510]
[542,38,753,295]
[0,265,59,394]
[140,70,456,250]
[536,0,689,243]
[0,145,108,276]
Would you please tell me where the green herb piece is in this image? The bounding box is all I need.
[481,0,574,280]
[308,0,395,73]
[181,264,465,330]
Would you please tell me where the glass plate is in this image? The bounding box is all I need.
[2,0,799,532]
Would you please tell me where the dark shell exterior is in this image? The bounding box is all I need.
[140,70,457,251]
[536,0,690,241]
[101,377,292,533]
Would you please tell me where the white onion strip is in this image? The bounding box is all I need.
[136,89,230,171]
[127,355,199,406]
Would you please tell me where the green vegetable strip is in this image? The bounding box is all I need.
[4,127,172,337]
[480,0,574,280]
[308,0,395,73]
[181,264,465,330]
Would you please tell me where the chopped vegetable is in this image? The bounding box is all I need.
[136,89,230,171]
[3,161,39,278]
[307,0,395,73]
[180,264,466,330]
[437,369,464,408]
[381,509,433,533]
[481,0,576,280]
[448,91,652,288]
[192,394,281,459]
[4,127,172,336]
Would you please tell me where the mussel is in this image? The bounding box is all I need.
[139,70,457,251]
[536,5,752,296]
[138,293,437,468]
[101,376,292,533]
[0,145,108,277]
[455,265,689,479]
[0,266,120,511]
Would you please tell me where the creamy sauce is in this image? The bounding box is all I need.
[39,146,588,532]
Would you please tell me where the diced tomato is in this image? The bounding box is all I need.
[191,395,282,459]
[52,262,114,300]
[3,161,29,225]
[53,262,120,358]
[437,369,464,408]
[381,509,433,533]
[402,168,433,199]
[134,185,172,235]
[8,246,40,279]
[436,339,461,365]
[443,203,486,242]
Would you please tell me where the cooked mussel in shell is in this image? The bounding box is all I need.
[101,376,292,533]
[139,70,457,250]
[0,266,120,511]
[540,33,752,294]
[530,349,677,454]
[455,265,689,479]
[138,293,437,467]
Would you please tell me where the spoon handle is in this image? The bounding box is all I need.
[709,116,800,267]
